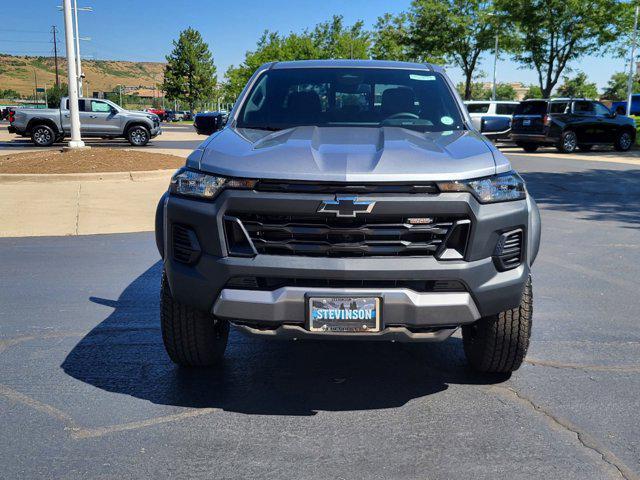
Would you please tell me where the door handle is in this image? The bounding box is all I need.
[64,114,70,118]
[89,115,98,118]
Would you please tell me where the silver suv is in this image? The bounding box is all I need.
[155,60,541,373]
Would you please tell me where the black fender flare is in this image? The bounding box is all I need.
[26,118,60,135]
[155,191,169,259]
[123,120,152,136]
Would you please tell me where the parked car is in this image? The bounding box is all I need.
[8,97,161,146]
[171,111,185,121]
[511,98,636,153]
[0,105,19,121]
[464,100,519,141]
[193,111,226,135]
[145,108,166,121]
[155,59,541,374]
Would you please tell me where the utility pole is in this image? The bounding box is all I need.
[627,4,639,116]
[63,0,85,148]
[491,33,499,101]
[73,0,83,96]
[33,70,38,104]
[52,26,60,87]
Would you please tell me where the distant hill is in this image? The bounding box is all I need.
[0,54,165,97]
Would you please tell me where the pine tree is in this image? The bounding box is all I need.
[163,28,216,113]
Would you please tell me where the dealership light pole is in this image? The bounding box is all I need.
[62,0,85,148]
[627,3,639,116]
[491,33,499,101]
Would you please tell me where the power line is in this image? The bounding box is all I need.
[0,39,53,43]
[52,26,60,87]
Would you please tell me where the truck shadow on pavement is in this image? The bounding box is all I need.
[521,168,640,228]
[61,261,508,416]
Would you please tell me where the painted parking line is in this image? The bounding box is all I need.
[0,332,219,440]
[502,150,640,167]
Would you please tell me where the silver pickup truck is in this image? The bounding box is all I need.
[8,97,161,146]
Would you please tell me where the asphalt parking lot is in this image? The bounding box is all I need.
[1,152,639,478]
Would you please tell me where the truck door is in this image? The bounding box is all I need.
[81,100,121,136]
[571,101,597,143]
[593,102,616,143]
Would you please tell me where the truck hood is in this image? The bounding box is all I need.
[191,126,508,182]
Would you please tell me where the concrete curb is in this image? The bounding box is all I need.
[0,169,175,184]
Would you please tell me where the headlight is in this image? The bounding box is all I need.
[438,171,526,203]
[170,168,256,198]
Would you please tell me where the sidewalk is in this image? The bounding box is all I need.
[0,170,172,237]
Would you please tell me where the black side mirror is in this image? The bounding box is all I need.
[610,111,618,118]
[195,113,225,135]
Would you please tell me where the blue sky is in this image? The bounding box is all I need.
[0,0,627,91]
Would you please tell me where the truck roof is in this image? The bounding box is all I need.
[268,59,438,72]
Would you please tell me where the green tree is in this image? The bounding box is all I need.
[480,83,517,100]
[602,71,640,100]
[45,83,67,108]
[524,84,543,99]
[556,72,598,99]
[407,0,498,100]
[497,0,628,98]
[0,88,21,99]
[456,81,487,100]
[371,13,415,61]
[223,16,370,101]
[163,28,217,113]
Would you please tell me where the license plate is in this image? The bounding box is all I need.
[308,297,380,333]
[523,119,531,126]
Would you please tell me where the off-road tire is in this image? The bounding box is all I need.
[160,271,229,367]
[614,130,633,152]
[127,125,150,146]
[578,144,593,152]
[31,124,55,147]
[557,130,577,153]
[462,277,532,373]
[517,142,538,153]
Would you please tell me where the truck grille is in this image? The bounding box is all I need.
[226,213,467,258]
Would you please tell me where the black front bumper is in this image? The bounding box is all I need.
[157,188,540,324]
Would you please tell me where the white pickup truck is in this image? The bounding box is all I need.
[8,97,161,146]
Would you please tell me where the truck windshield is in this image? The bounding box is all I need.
[236,68,465,132]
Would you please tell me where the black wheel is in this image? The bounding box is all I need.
[578,144,593,152]
[519,143,538,153]
[462,277,532,373]
[160,271,229,367]
[127,125,150,146]
[557,130,577,153]
[614,130,634,152]
[31,124,55,147]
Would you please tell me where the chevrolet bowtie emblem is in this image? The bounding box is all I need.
[317,196,376,218]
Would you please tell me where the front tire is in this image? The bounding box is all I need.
[31,124,55,147]
[127,125,150,146]
[161,271,229,367]
[614,130,633,152]
[462,277,532,373]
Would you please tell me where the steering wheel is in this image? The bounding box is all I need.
[386,112,420,120]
